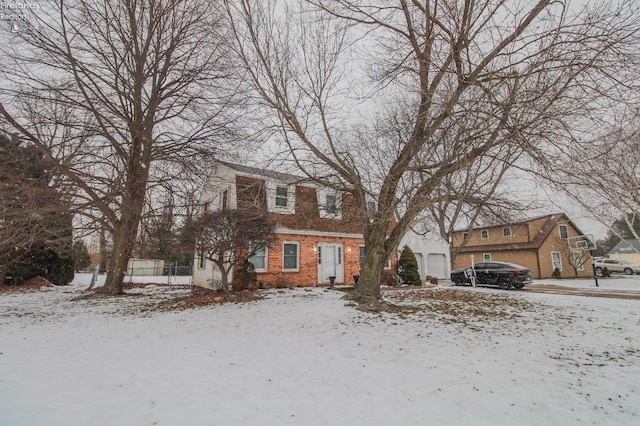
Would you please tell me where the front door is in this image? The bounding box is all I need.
[318,243,344,284]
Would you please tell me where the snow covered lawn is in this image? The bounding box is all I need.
[1,276,639,425]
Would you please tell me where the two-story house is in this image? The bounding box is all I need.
[451,213,594,279]
[193,161,398,289]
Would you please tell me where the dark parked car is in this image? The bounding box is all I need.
[450,261,533,290]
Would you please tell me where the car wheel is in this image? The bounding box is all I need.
[624,268,633,275]
[595,267,603,276]
[498,277,512,290]
[453,276,464,286]
[512,282,525,290]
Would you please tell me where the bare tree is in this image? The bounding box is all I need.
[546,107,640,245]
[0,0,240,294]
[225,0,638,306]
[181,209,277,294]
[563,245,590,277]
[427,141,538,267]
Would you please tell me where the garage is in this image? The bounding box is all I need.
[427,253,448,279]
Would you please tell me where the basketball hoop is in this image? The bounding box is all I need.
[567,234,597,251]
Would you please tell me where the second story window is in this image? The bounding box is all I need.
[481,229,489,239]
[275,186,288,207]
[325,194,337,214]
[367,201,376,217]
[559,224,568,239]
[462,232,469,241]
[503,227,512,237]
[221,189,228,210]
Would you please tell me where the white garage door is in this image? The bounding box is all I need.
[427,253,447,279]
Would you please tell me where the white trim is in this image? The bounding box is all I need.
[483,253,492,261]
[317,242,345,283]
[481,229,489,239]
[275,185,289,208]
[318,188,342,219]
[502,227,512,237]
[282,241,300,272]
[249,245,268,272]
[274,226,363,239]
[558,224,568,239]
[551,251,562,271]
[267,181,296,214]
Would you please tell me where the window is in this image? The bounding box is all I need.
[559,225,568,239]
[503,227,512,237]
[275,186,288,207]
[367,201,376,217]
[221,189,228,210]
[282,242,299,271]
[481,229,489,239]
[462,232,469,241]
[483,253,492,261]
[325,194,337,214]
[551,252,562,271]
[249,243,267,271]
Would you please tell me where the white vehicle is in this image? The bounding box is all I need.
[593,258,640,275]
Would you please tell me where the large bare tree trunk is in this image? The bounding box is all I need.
[354,245,387,305]
[101,157,149,294]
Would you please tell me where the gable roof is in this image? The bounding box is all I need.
[609,239,640,255]
[218,161,306,185]
[455,212,584,233]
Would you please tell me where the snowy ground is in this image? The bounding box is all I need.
[1,275,639,426]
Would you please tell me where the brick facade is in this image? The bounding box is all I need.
[194,162,398,289]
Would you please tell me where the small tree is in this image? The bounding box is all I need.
[398,246,421,286]
[182,209,276,294]
[564,247,591,278]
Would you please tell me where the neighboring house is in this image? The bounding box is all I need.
[608,239,640,264]
[451,213,593,279]
[399,223,450,280]
[193,161,398,289]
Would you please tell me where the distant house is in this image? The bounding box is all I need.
[194,161,401,289]
[451,213,594,279]
[608,239,640,264]
[399,223,450,280]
